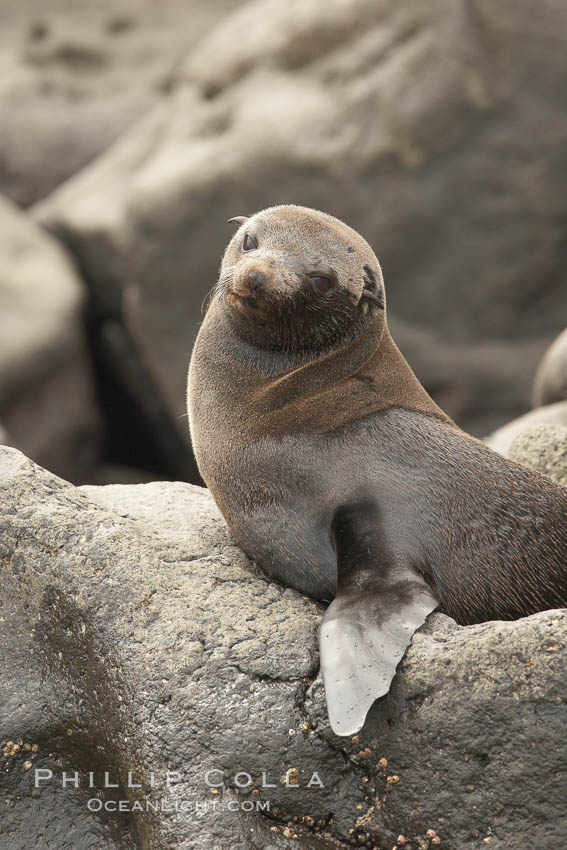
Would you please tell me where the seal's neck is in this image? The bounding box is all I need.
[249,321,452,432]
[194,299,453,442]
[363,327,452,424]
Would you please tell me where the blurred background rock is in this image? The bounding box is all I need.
[1,0,566,485]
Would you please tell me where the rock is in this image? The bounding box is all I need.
[0,195,101,482]
[508,424,567,486]
[0,0,245,206]
[533,328,567,408]
[1,444,566,849]
[484,401,567,456]
[34,0,567,437]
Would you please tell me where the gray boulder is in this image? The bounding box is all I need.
[485,401,567,457]
[0,195,100,482]
[1,445,566,849]
[34,0,567,438]
[508,424,567,487]
[533,328,567,408]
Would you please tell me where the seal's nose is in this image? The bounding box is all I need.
[247,271,265,294]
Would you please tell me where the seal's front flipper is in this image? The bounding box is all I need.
[319,501,439,736]
[319,586,438,735]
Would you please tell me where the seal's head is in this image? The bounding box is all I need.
[213,205,385,353]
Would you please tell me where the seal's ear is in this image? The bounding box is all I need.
[360,263,384,310]
[360,289,384,309]
[227,216,249,226]
[319,501,438,736]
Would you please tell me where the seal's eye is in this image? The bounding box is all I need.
[242,233,257,252]
[310,274,334,295]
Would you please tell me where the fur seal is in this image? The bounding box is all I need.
[188,205,567,736]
